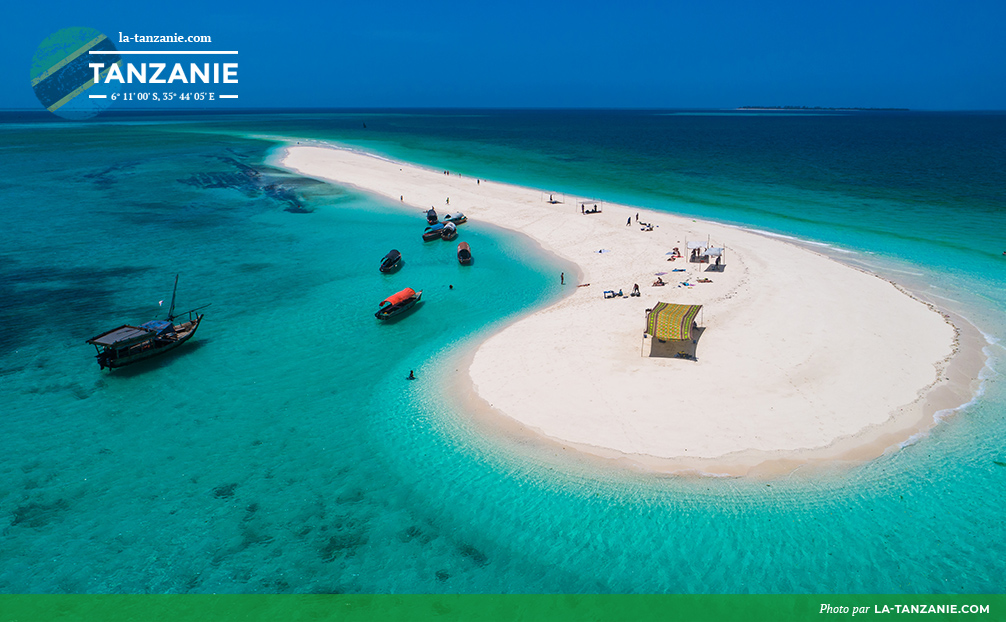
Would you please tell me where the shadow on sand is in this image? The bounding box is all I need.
[644,327,705,360]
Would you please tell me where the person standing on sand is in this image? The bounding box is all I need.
[581,205,585,214]
[446,197,449,205]
[626,217,631,226]
[635,213,639,222]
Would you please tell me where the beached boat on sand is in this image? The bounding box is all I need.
[442,212,467,225]
[441,221,458,240]
[375,287,423,320]
[86,275,207,370]
[379,249,402,273]
[457,242,472,265]
[423,223,445,241]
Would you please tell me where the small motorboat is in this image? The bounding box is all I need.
[375,287,422,320]
[422,223,445,241]
[379,249,402,273]
[457,242,472,265]
[426,208,438,225]
[442,212,467,225]
[441,221,458,241]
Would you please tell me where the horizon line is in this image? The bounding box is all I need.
[2,106,1005,113]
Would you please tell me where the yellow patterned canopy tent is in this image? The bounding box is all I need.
[644,303,702,341]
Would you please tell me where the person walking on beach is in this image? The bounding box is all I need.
[626,217,631,226]
[635,213,639,222]
[446,197,449,205]
[581,205,585,214]
[561,272,564,285]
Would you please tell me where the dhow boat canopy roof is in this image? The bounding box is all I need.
[87,325,153,348]
[381,288,417,307]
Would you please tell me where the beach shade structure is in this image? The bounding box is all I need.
[642,302,703,358]
[703,247,726,270]
[645,302,702,340]
[686,239,711,263]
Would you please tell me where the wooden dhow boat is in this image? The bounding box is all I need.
[375,287,423,320]
[457,242,472,265]
[379,249,402,273]
[422,223,445,241]
[86,275,208,370]
[440,221,458,241]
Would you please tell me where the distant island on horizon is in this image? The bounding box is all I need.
[738,105,910,111]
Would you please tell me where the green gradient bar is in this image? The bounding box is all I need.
[0,595,1002,621]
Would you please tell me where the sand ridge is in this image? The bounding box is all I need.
[278,143,976,476]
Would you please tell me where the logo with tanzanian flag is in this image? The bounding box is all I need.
[30,27,122,119]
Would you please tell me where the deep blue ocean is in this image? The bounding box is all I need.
[1,109,1004,593]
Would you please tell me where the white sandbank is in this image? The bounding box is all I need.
[278,143,983,477]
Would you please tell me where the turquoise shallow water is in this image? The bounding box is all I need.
[0,111,1004,593]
